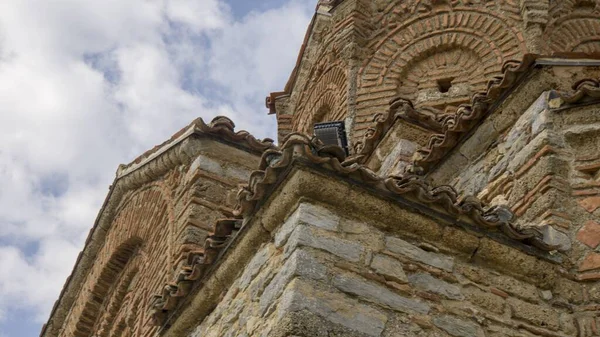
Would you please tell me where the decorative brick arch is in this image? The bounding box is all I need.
[394,46,487,109]
[94,248,141,337]
[545,0,600,53]
[546,17,600,53]
[294,65,348,134]
[549,0,599,18]
[60,186,171,337]
[68,238,142,337]
[354,9,526,140]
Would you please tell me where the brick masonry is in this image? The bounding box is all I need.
[43,1,600,337]
[272,0,600,145]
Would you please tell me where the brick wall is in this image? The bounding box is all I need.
[53,136,261,337]
[275,0,600,148]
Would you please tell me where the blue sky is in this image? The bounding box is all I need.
[0,1,314,336]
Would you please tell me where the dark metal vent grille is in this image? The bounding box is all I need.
[313,121,348,155]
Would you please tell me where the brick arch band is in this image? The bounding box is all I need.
[294,65,348,134]
[353,10,526,141]
[546,16,600,53]
[61,187,170,337]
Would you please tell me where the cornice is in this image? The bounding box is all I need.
[40,116,271,337]
[236,133,556,251]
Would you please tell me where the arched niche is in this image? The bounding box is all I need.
[396,46,486,110]
[293,65,348,134]
[354,9,526,141]
[61,186,171,337]
[546,0,600,53]
[71,238,142,337]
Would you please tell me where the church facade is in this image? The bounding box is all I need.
[42,1,600,336]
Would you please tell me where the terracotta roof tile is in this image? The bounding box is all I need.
[235,132,557,251]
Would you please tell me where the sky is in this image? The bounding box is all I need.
[0,0,314,336]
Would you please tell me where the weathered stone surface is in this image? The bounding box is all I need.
[274,202,339,247]
[464,287,505,314]
[539,225,571,252]
[285,225,364,262]
[293,202,340,231]
[238,245,273,290]
[440,226,480,255]
[491,275,541,303]
[279,279,388,337]
[333,273,430,314]
[341,218,370,234]
[385,237,454,272]
[433,315,481,337]
[381,314,427,337]
[192,154,253,181]
[259,249,327,315]
[553,278,583,304]
[507,297,560,330]
[370,254,408,283]
[408,273,464,300]
[457,264,540,303]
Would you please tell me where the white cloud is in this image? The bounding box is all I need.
[0,0,313,334]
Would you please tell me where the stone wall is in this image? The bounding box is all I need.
[425,66,600,285]
[189,197,595,337]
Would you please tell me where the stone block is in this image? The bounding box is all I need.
[238,245,274,290]
[274,203,340,247]
[259,249,327,315]
[577,220,600,249]
[432,315,481,337]
[464,287,505,314]
[333,273,430,314]
[378,139,419,175]
[507,297,560,330]
[553,278,583,304]
[407,273,464,300]
[385,236,454,272]
[457,264,540,303]
[190,154,252,181]
[340,218,370,234]
[493,275,540,303]
[539,225,571,252]
[293,202,340,231]
[459,120,498,162]
[587,281,600,302]
[370,254,408,283]
[285,225,364,262]
[440,226,480,255]
[278,279,388,337]
[474,238,539,282]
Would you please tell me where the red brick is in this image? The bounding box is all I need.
[490,287,509,298]
[577,220,600,249]
[577,272,600,281]
[579,196,600,213]
[580,253,600,272]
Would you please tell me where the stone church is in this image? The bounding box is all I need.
[42,1,600,336]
